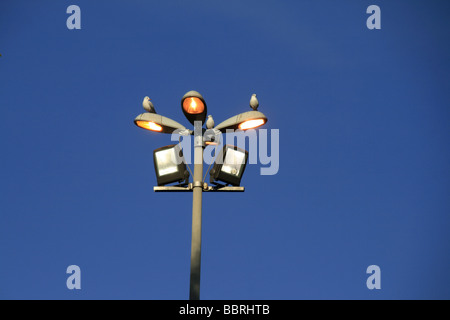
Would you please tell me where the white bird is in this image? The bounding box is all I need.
[206,115,215,129]
[142,96,156,113]
[250,93,259,111]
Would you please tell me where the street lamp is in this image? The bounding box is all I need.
[133,90,268,300]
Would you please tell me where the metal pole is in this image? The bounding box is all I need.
[189,121,203,300]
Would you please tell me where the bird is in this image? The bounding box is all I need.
[142,96,156,113]
[206,115,215,129]
[250,93,259,111]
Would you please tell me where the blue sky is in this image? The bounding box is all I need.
[0,0,449,299]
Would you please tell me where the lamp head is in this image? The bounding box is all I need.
[153,144,189,186]
[210,145,249,186]
[214,111,268,133]
[134,113,187,134]
[181,90,207,125]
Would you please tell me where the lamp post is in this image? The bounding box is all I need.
[190,120,203,300]
[134,90,268,300]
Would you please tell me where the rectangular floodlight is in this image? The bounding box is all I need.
[153,144,189,186]
[210,145,249,186]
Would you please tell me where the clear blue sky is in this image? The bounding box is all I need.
[1,0,449,299]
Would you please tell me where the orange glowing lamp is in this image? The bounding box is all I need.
[134,112,187,134]
[181,91,207,125]
[238,118,266,130]
[135,120,163,132]
[214,111,268,133]
[182,97,205,115]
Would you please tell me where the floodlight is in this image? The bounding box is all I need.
[153,144,189,186]
[181,91,207,125]
[210,145,249,186]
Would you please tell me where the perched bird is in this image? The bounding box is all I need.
[206,115,215,129]
[142,96,156,113]
[250,93,259,111]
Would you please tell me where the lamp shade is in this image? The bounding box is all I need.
[210,145,249,186]
[153,144,189,186]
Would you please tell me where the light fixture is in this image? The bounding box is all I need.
[214,110,267,132]
[153,144,189,186]
[136,120,163,132]
[210,145,249,186]
[238,118,266,130]
[203,128,221,146]
[134,112,187,134]
[181,91,207,125]
[133,90,269,300]
[183,97,204,114]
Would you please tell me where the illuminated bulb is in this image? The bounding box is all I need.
[191,98,197,111]
[238,119,265,130]
[183,97,204,114]
[135,120,163,132]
